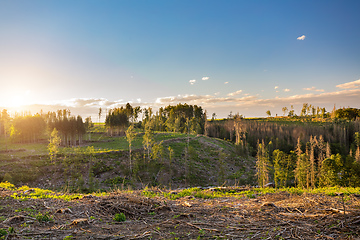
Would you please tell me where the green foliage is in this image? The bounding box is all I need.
[10,114,46,143]
[48,128,61,162]
[46,110,86,147]
[103,176,131,187]
[63,236,74,240]
[151,141,164,162]
[113,213,126,222]
[105,107,129,135]
[273,150,295,187]
[35,212,53,222]
[0,228,7,238]
[334,107,360,120]
[0,181,15,189]
[256,141,271,187]
[8,184,82,201]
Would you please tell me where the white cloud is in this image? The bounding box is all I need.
[336,79,360,89]
[227,90,243,96]
[303,86,325,92]
[7,87,360,120]
[202,77,209,81]
[284,89,290,92]
[189,79,196,85]
[297,35,306,40]
[274,86,279,89]
[224,82,229,84]
[214,92,220,96]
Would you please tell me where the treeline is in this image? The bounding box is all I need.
[0,109,89,146]
[206,107,360,156]
[105,103,206,135]
[45,110,88,146]
[334,107,360,120]
[10,115,45,143]
[105,103,141,135]
[256,134,360,188]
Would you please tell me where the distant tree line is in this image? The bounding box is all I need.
[105,103,206,135]
[45,109,87,146]
[10,115,46,143]
[334,107,360,120]
[0,109,88,146]
[206,106,360,156]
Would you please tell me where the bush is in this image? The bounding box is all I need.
[113,213,126,222]
[35,212,53,222]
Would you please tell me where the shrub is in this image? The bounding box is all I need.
[35,212,53,222]
[113,213,126,222]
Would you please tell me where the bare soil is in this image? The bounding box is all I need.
[1,187,360,239]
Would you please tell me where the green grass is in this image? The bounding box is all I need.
[0,130,194,159]
[141,186,360,200]
[1,182,83,201]
[87,132,192,152]
[2,181,360,204]
[35,212,53,222]
[0,136,49,158]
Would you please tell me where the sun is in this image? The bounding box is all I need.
[8,95,26,108]
[9,91,34,108]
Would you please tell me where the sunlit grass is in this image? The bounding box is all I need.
[0,130,194,158]
[1,182,84,201]
[141,186,360,200]
[2,181,360,203]
[0,136,48,158]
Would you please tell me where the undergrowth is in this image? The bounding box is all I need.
[2,182,360,202]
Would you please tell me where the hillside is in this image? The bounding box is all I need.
[1,183,360,239]
[0,132,255,191]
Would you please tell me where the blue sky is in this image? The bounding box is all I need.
[1,0,360,119]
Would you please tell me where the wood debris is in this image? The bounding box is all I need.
[0,188,359,239]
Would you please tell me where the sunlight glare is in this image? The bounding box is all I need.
[9,91,31,108]
[9,95,26,108]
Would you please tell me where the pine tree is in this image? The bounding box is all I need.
[273,149,287,187]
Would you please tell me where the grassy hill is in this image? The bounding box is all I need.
[0,130,256,192]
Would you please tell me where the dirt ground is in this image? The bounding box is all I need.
[1,187,360,239]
